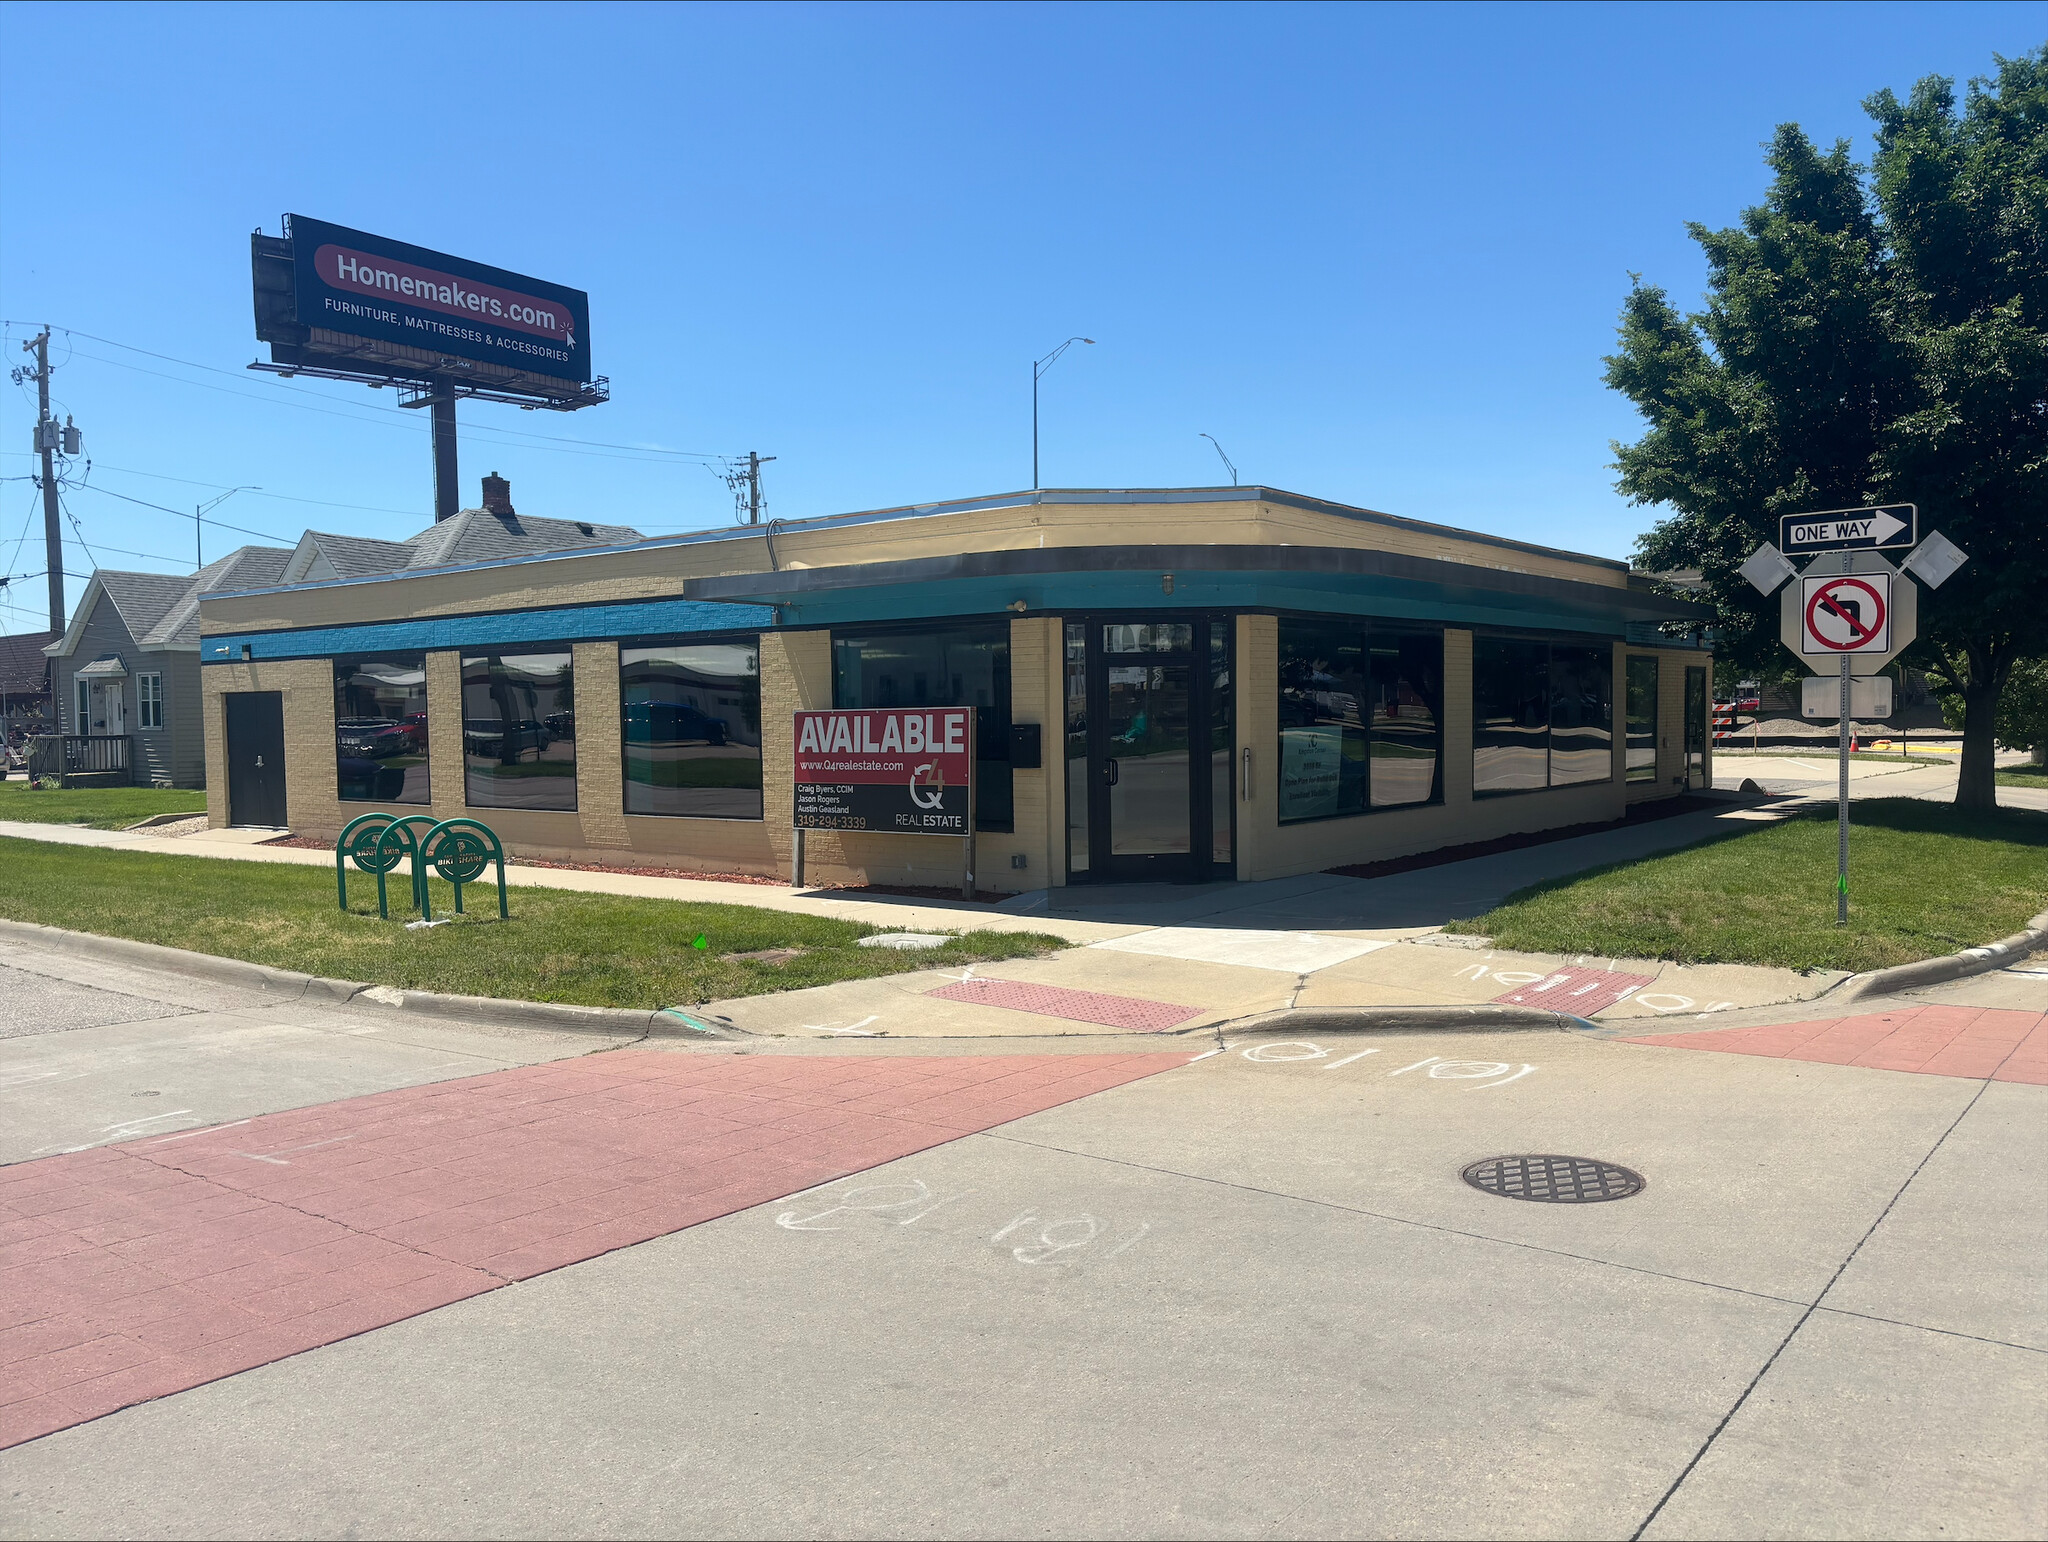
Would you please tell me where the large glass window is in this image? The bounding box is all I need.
[1473,637,1616,795]
[1278,618,1442,823]
[462,651,577,810]
[1065,622,1088,874]
[137,672,164,732]
[621,639,762,819]
[334,655,430,804]
[1625,656,1659,783]
[833,623,1012,831]
[1550,645,1615,786]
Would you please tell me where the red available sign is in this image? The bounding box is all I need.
[793,709,974,833]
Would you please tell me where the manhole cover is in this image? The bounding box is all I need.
[1462,1154,1644,1203]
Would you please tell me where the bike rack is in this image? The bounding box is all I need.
[416,817,509,921]
[336,813,506,921]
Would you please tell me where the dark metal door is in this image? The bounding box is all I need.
[224,692,288,828]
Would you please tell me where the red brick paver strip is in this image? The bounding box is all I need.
[1625,1005,2048,1084]
[0,1049,1186,1450]
[925,978,1202,1031]
[1492,967,1656,1016]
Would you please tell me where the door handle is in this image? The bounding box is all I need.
[1104,758,1119,786]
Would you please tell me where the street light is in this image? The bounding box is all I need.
[1033,337,1094,489]
[1199,433,1239,486]
[194,487,261,571]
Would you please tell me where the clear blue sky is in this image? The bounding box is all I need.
[0,0,2036,631]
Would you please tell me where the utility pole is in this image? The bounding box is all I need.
[721,452,777,524]
[18,332,66,633]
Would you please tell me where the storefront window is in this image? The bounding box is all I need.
[1473,637,1615,794]
[1625,656,1659,783]
[1550,646,1615,785]
[462,652,577,810]
[833,623,1012,831]
[1278,618,1442,822]
[334,655,429,804]
[1210,619,1233,862]
[620,639,762,819]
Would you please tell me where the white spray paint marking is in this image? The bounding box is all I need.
[1240,1041,1328,1063]
[230,1134,355,1166]
[145,1119,250,1145]
[1322,1049,1381,1070]
[803,1015,881,1037]
[779,1181,1151,1268]
[1634,993,1696,1014]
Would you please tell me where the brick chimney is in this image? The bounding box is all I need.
[480,472,514,516]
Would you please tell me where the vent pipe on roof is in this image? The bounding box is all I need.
[481,472,514,517]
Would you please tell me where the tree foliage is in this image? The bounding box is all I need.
[1607,48,2048,807]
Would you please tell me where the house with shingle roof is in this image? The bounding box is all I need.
[44,474,642,787]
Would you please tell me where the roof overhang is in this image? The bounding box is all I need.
[76,653,129,679]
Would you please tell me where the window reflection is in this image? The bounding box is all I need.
[1625,656,1659,783]
[832,624,1013,831]
[462,652,577,811]
[1473,637,1615,794]
[1278,618,1441,822]
[334,655,429,804]
[621,640,762,819]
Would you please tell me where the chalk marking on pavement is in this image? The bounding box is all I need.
[230,1134,355,1166]
[1323,1049,1381,1070]
[1240,1041,1328,1063]
[1185,1046,1227,1063]
[803,1015,882,1037]
[1390,1056,1440,1076]
[1105,1222,1151,1257]
[145,1119,250,1144]
[1473,1065,1536,1089]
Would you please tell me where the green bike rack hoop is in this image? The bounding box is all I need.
[417,817,509,921]
[335,812,439,919]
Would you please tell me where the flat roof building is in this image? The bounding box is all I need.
[197,484,1713,891]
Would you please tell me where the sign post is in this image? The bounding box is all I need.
[793,708,977,900]
[1749,511,1965,929]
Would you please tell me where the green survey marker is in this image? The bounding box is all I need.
[692,934,709,950]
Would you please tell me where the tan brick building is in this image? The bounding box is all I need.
[197,486,1712,892]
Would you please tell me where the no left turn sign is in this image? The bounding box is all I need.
[1800,573,1891,655]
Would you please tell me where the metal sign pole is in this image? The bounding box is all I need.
[962,763,976,901]
[1837,552,1851,926]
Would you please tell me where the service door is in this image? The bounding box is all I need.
[224,692,288,828]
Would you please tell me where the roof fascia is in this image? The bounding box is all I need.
[42,575,109,658]
[196,486,1626,608]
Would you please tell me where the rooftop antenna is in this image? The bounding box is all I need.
[1199,433,1238,486]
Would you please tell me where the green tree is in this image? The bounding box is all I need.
[1608,48,2048,808]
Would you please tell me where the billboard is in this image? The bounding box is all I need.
[793,709,974,834]
[275,215,591,385]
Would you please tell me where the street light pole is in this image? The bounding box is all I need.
[1032,337,1094,489]
[194,487,260,572]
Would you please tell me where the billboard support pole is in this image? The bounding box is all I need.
[792,826,806,890]
[431,391,460,523]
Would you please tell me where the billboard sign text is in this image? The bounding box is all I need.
[287,215,591,384]
[793,709,974,834]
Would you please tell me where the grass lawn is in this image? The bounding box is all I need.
[1998,764,2048,789]
[1444,799,2048,974]
[0,836,1064,1009]
[0,780,206,830]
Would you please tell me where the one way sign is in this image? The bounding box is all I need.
[1779,503,1917,555]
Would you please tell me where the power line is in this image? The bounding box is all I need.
[67,482,294,543]
[3,321,728,463]
[0,454,428,522]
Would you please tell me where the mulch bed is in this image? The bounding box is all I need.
[1325,794,1744,881]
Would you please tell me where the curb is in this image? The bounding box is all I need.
[0,917,728,1039]
[1212,1004,1592,1037]
[1832,908,2048,1001]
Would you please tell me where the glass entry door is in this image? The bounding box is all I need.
[1066,617,1233,883]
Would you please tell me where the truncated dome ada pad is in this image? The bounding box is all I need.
[1462,1154,1646,1203]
